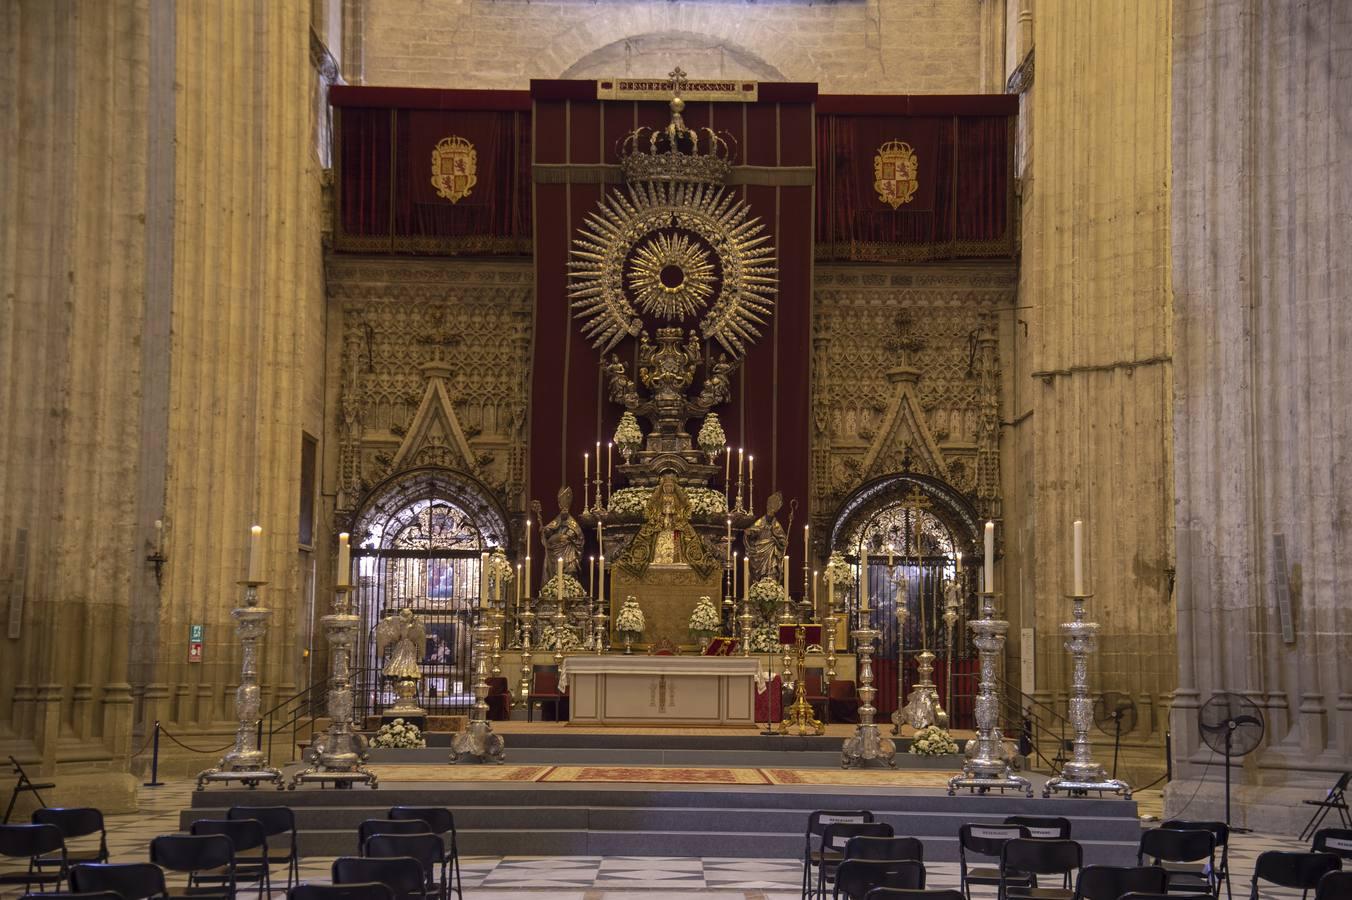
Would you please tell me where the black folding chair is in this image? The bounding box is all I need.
[959,824,1031,900]
[363,833,446,900]
[818,823,895,900]
[1119,894,1212,900]
[844,836,924,864]
[1000,838,1082,900]
[1313,828,1352,864]
[0,822,68,894]
[21,892,122,900]
[190,818,270,900]
[358,819,431,849]
[32,809,108,868]
[70,862,170,900]
[834,859,925,900]
[332,856,427,900]
[803,811,875,900]
[1072,865,1167,900]
[1162,820,1231,900]
[1248,851,1341,900]
[865,892,962,900]
[1301,773,1352,841]
[228,806,300,891]
[389,807,461,900]
[4,758,54,824]
[1315,870,1352,900]
[1005,818,1073,890]
[1138,828,1217,898]
[290,885,395,900]
[149,834,236,900]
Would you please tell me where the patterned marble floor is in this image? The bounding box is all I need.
[0,778,1329,899]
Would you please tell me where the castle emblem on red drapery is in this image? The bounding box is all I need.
[874,140,919,209]
[430,135,478,203]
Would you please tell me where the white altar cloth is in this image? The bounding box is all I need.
[559,655,767,726]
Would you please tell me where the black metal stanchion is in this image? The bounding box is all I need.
[143,722,164,787]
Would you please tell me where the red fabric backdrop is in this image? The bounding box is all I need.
[528,82,817,583]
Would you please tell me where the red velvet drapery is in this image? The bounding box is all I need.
[527,82,817,586]
[332,87,532,254]
[816,96,1016,262]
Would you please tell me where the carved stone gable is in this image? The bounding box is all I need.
[391,362,478,474]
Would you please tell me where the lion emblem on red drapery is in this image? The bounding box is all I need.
[873,140,919,209]
[430,135,478,203]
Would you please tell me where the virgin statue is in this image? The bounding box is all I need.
[532,486,585,578]
[744,491,788,582]
[617,475,717,579]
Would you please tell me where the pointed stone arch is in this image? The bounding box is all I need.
[828,472,981,561]
[350,465,511,553]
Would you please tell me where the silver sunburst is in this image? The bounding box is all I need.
[568,181,778,356]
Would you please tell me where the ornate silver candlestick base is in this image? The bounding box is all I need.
[900,649,946,730]
[842,623,897,767]
[450,609,505,764]
[593,608,609,655]
[291,584,378,789]
[517,608,535,707]
[1044,593,1131,798]
[948,592,1032,797]
[198,580,285,790]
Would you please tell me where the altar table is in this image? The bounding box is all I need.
[559,656,767,726]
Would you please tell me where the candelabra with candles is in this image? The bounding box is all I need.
[290,573,379,789]
[942,572,963,734]
[1043,590,1131,798]
[517,605,535,708]
[946,588,1032,797]
[842,601,897,767]
[198,575,286,790]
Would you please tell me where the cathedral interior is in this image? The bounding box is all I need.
[1,0,1350,891]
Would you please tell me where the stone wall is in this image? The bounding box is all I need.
[1003,0,1177,780]
[0,0,330,796]
[1167,0,1352,832]
[354,0,989,93]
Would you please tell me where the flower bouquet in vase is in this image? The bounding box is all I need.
[370,718,426,749]
[688,595,721,652]
[908,724,960,756]
[614,412,643,463]
[615,597,646,654]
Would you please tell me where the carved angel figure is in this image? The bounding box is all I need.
[375,608,425,682]
[744,491,788,582]
[532,486,585,578]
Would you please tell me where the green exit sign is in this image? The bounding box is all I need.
[189,624,204,642]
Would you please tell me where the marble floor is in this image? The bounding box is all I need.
[0,778,1329,899]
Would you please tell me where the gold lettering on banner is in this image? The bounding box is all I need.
[431,136,478,203]
[597,78,758,102]
[874,140,919,209]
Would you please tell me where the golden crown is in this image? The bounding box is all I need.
[618,68,735,185]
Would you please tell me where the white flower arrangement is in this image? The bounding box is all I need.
[614,411,643,452]
[370,718,426,749]
[539,573,587,600]
[825,552,853,589]
[688,595,722,638]
[615,598,646,637]
[539,622,581,651]
[606,486,728,520]
[748,577,787,619]
[745,621,783,652]
[697,413,726,457]
[909,724,960,756]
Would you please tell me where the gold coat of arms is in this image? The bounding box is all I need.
[873,140,919,209]
[430,135,477,203]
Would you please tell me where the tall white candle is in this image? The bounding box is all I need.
[726,518,733,564]
[813,570,819,616]
[589,555,596,598]
[525,554,532,598]
[480,551,489,607]
[783,554,790,600]
[597,522,604,557]
[607,441,613,482]
[598,554,605,605]
[1073,518,1085,595]
[247,525,263,582]
[583,453,589,508]
[557,557,564,602]
[804,524,810,564]
[738,447,744,478]
[984,521,995,592]
[733,551,739,597]
[748,455,755,509]
[860,552,869,611]
[337,532,350,588]
[742,555,750,601]
[516,563,523,607]
[828,571,835,610]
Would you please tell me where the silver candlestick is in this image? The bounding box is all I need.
[739,598,754,658]
[947,591,1032,797]
[891,602,911,734]
[198,580,285,790]
[592,604,609,655]
[842,610,897,768]
[1044,593,1131,797]
[291,580,378,789]
[517,607,535,708]
[450,605,506,764]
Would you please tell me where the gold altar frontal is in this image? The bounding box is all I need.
[610,563,723,651]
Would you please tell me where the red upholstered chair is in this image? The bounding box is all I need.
[527,667,568,722]
[828,680,862,725]
[484,677,512,721]
[805,671,830,724]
